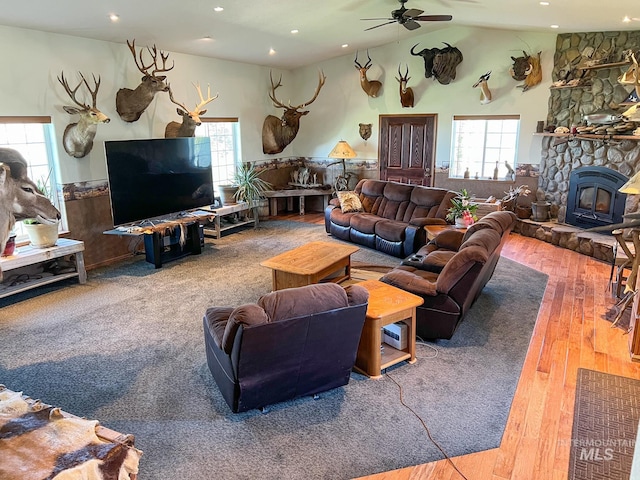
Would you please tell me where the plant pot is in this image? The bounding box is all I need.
[23,222,59,248]
[531,201,551,222]
[219,185,239,205]
[454,217,467,228]
[515,205,532,219]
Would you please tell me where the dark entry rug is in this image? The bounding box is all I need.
[568,368,640,480]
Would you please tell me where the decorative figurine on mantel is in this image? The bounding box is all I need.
[289,166,321,188]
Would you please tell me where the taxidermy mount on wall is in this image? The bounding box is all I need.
[359,123,372,141]
[396,64,414,108]
[510,51,542,91]
[165,82,218,138]
[354,50,382,97]
[410,42,463,85]
[472,71,492,104]
[262,71,326,154]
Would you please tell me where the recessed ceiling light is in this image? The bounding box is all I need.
[550,24,559,29]
[214,6,224,12]
[342,44,349,48]
[109,14,119,22]
[269,48,276,56]
[623,16,631,23]
[291,29,299,34]
[539,1,549,5]
[202,36,213,41]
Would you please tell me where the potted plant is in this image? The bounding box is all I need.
[445,189,478,228]
[501,185,532,219]
[232,162,272,206]
[23,172,60,248]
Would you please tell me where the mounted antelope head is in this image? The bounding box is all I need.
[261,70,326,155]
[354,50,382,98]
[116,39,174,123]
[0,148,60,277]
[473,71,492,104]
[395,64,414,108]
[165,82,219,138]
[619,52,640,97]
[57,71,110,158]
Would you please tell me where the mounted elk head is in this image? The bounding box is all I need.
[473,71,492,104]
[165,82,218,138]
[0,148,61,276]
[395,64,414,108]
[116,39,174,123]
[57,71,110,158]
[354,50,382,98]
[262,70,326,155]
[411,42,463,85]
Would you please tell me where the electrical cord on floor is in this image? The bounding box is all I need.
[385,372,469,480]
[415,336,439,359]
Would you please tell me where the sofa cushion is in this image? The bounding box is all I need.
[463,211,516,240]
[375,219,407,242]
[344,284,369,306]
[420,250,457,273]
[436,246,489,294]
[258,283,349,322]
[380,267,439,296]
[350,213,380,234]
[329,208,355,227]
[459,228,501,253]
[204,306,235,348]
[221,304,270,353]
[337,191,363,213]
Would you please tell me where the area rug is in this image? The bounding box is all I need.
[0,220,548,480]
[568,368,640,480]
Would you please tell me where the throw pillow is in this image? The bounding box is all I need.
[337,191,363,213]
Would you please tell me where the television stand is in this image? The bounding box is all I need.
[143,221,203,268]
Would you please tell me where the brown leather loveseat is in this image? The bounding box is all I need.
[203,283,369,413]
[325,179,456,258]
[379,211,517,340]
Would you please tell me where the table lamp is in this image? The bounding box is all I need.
[620,171,640,194]
[328,140,357,191]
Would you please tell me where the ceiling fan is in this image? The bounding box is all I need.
[361,0,453,31]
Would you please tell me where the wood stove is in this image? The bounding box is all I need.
[565,166,628,232]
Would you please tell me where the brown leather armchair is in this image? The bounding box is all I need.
[203,283,369,413]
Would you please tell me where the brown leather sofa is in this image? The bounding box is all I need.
[379,211,517,340]
[203,283,369,413]
[324,179,456,258]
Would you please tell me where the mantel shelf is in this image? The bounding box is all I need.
[533,132,640,141]
[578,60,632,71]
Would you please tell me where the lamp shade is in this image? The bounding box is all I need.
[328,140,357,159]
[620,171,640,194]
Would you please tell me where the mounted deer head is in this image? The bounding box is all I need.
[473,71,492,104]
[116,39,174,123]
[261,70,326,155]
[395,64,414,108]
[57,71,110,158]
[354,50,382,98]
[165,82,218,138]
[0,148,60,278]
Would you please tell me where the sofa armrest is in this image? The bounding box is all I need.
[380,268,438,297]
[409,217,448,227]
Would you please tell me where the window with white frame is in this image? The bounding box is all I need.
[0,117,61,241]
[195,118,240,197]
[449,115,520,179]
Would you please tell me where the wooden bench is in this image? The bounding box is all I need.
[263,188,332,215]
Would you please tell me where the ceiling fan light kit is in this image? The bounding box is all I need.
[362,0,452,31]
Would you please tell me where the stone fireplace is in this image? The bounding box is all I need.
[565,166,628,230]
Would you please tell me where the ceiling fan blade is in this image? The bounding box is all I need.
[414,14,453,22]
[361,17,394,21]
[404,8,424,17]
[403,20,421,30]
[364,20,397,31]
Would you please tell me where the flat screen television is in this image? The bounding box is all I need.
[104,137,213,226]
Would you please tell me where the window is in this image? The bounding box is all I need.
[0,117,61,241]
[195,118,240,195]
[449,115,520,179]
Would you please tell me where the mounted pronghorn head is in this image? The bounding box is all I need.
[472,71,492,104]
[354,50,382,98]
[0,148,61,276]
[165,82,219,138]
[116,39,174,123]
[395,64,414,108]
[57,71,110,158]
[262,70,326,154]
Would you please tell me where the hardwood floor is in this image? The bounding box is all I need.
[276,212,640,480]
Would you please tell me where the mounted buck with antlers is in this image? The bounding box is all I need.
[116,39,174,122]
[354,50,382,98]
[396,64,414,108]
[262,70,326,155]
[165,82,218,138]
[57,71,110,158]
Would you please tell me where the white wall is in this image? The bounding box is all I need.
[0,24,555,185]
[291,26,555,167]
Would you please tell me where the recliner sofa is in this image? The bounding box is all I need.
[203,282,369,413]
[325,179,456,258]
[379,211,517,340]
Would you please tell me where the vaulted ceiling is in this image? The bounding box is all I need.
[2,0,640,68]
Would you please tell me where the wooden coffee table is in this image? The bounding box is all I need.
[260,241,359,291]
[353,279,424,379]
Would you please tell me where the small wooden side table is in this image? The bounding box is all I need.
[354,280,424,378]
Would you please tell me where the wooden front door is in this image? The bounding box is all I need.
[379,114,436,186]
